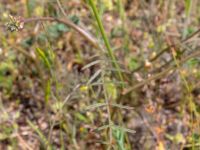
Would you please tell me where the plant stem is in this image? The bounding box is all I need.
[123,50,200,95]
[102,77,113,149]
[131,28,200,73]
[22,17,100,49]
[88,0,124,83]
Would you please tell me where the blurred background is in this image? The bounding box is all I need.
[0,0,200,149]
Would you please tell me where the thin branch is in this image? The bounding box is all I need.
[131,28,200,73]
[22,17,101,49]
[123,50,200,95]
[56,0,68,17]
[16,133,33,150]
[88,0,124,83]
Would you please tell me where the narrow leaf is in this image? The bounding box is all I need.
[87,69,101,84]
[82,60,101,70]
[85,103,107,110]
[36,48,51,70]
[27,120,50,146]
[111,103,134,110]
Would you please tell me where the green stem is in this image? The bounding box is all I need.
[88,0,124,83]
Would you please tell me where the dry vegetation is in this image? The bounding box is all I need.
[1,0,200,150]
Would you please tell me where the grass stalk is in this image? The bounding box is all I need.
[170,47,198,150]
[123,50,200,95]
[18,17,100,49]
[87,0,124,83]
[102,70,113,149]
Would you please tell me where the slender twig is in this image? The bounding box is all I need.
[169,40,197,150]
[56,0,68,17]
[123,50,200,95]
[131,28,200,73]
[151,41,193,73]
[16,133,33,150]
[22,17,101,49]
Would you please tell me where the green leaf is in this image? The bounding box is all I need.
[51,101,64,112]
[105,77,117,100]
[57,24,69,32]
[27,120,51,148]
[0,61,15,90]
[48,24,60,39]
[185,0,192,16]
[174,133,185,144]
[37,23,69,42]
[26,0,36,17]
[192,133,200,142]
[36,48,51,70]
[20,37,34,48]
[45,79,51,104]
[69,15,80,24]
[128,57,139,71]
[186,58,199,68]
[113,127,126,150]
[74,112,88,122]
[183,27,195,38]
